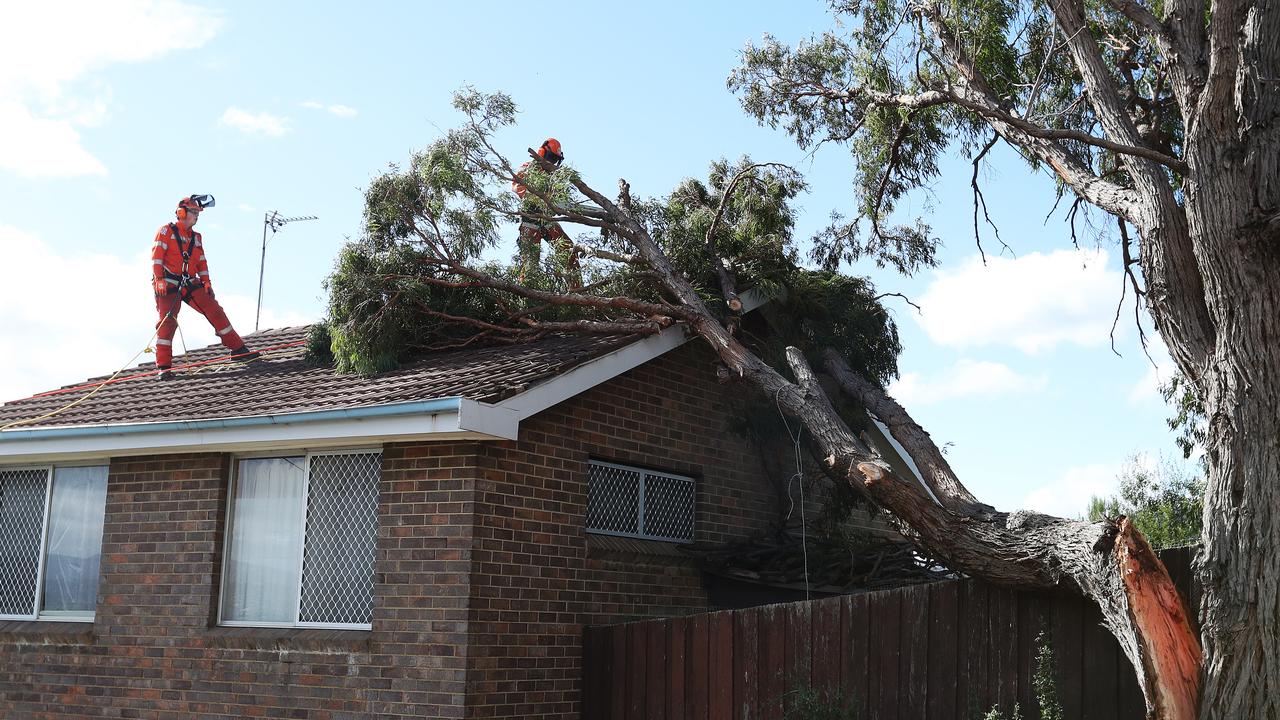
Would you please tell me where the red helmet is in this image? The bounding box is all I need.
[538,138,563,166]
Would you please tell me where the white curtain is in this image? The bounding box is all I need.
[222,457,304,623]
[41,466,108,615]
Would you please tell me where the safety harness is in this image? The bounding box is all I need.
[162,223,205,298]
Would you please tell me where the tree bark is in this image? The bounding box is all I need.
[1160,3,1280,714]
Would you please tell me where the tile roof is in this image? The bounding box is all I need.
[0,326,639,431]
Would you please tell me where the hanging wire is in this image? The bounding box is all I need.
[776,386,811,601]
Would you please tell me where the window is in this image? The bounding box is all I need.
[585,460,695,543]
[0,465,109,622]
[219,451,380,629]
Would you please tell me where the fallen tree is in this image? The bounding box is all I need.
[320,81,1214,717]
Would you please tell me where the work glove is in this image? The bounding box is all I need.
[153,278,169,295]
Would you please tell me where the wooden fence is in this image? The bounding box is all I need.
[582,546,1196,720]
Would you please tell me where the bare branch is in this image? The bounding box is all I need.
[705,163,794,312]
[912,4,1145,220]
[873,292,922,314]
[413,304,667,337]
[407,259,696,323]
[811,82,1188,174]
[1023,22,1060,120]
[1048,0,1213,371]
[1104,0,1206,107]
[970,134,1011,264]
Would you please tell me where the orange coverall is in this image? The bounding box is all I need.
[512,162,580,288]
[151,223,244,368]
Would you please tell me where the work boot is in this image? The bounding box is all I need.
[156,366,174,381]
[230,345,261,362]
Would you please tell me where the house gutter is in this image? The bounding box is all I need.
[0,397,520,463]
[0,397,463,441]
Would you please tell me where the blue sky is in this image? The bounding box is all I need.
[0,1,1194,517]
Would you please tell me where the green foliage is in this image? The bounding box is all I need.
[728,1,1185,264]
[980,630,1060,719]
[1159,370,1207,471]
[980,704,1024,720]
[323,236,515,374]
[322,90,904,386]
[1087,454,1204,550]
[1033,630,1064,720]
[304,323,334,365]
[764,270,901,386]
[783,685,859,719]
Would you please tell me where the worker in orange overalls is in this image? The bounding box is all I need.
[512,138,581,289]
[151,195,258,380]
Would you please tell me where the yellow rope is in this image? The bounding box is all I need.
[1,333,158,431]
[0,300,181,431]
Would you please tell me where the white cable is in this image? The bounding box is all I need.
[775,386,811,601]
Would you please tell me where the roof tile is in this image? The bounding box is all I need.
[0,326,638,431]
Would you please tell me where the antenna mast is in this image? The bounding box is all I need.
[256,210,317,332]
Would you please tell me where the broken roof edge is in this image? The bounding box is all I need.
[492,286,772,421]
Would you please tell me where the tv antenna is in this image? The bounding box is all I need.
[256,210,317,332]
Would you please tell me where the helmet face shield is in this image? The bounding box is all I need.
[189,194,216,209]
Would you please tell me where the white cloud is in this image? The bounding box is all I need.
[1022,463,1122,518]
[1127,337,1175,405]
[0,1,223,178]
[0,225,314,403]
[219,107,291,137]
[916,249,1120,354]
[0,102,107,177]
[301,100,358,117]
[889,359,1047,406]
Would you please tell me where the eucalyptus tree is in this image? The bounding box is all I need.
[323,77,1214,718]
[729,1,1279,717]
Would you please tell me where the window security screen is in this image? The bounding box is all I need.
[0,466,108,621]
[221,452,380,628]
[585,461,694,543]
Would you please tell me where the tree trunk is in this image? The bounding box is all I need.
[1170,6,1280,704]
[1182,137,1280,720]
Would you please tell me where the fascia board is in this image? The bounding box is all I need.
[866,416,940,504]
[0,398,509,464]
[496,324,694,421]
[457,398,520,440]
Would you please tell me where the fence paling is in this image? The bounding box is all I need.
[582,550,1192,720]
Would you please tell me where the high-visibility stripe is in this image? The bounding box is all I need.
[152,259,164,265]
[156,339,172,346]
[165,278,180,285]
[198,271,209,277]
[217,326,234,336]
[153,241,168,249]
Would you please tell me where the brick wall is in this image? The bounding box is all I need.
[1,446,485,719]
[1,342,782,719]
[464,342,783,718]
